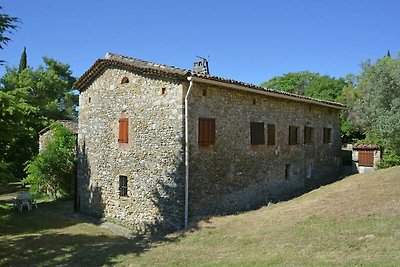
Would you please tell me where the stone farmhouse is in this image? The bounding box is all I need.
[73,53,345,232]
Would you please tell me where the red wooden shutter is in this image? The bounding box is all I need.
[198,118,215,146]
[119,118,128,143]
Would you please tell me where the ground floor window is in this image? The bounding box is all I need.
[119,176,128,197]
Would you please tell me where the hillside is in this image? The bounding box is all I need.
[127,166,400,266]
[1,167,400,266]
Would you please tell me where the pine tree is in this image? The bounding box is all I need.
[18,46,27,72]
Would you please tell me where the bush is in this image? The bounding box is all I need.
[378,153,400,169]
[23,123,76,198]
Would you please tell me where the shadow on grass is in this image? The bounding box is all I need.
[0,182,23,196]
[0,199,180,266]
[0,230,175,266]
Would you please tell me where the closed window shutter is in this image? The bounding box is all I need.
[358,150,374,167]
[251,122,265,145]
[289,126,298,145]
[199,118,215,146]
[119,118,129,143]
[267,124,275,145]
[304,126,313,144]
[323,128,331,144]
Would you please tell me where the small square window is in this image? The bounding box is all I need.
[119,176,128,197]
[202,88,207,96]
[161,87,166,95]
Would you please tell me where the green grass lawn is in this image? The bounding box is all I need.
[1,167,400,266]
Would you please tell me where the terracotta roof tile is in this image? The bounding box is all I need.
[73,53,345,109]
[353,144,380,150]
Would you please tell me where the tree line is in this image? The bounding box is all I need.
[0,7,78,188]
[261,52,400,167]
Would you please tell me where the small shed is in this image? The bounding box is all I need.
[352,144,381,173]
[38,120,78,153]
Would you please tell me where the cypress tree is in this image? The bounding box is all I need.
[386,50,391,58]
[18,46,27,72]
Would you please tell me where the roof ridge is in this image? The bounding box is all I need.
[105,52,191,74]
[74,54,345,109]
[191,73,345,108]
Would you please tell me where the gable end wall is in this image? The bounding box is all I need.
[77,66,185,232]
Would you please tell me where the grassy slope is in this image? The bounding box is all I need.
[1,167,400,266]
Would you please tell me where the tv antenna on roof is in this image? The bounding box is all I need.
[192,55,210,75]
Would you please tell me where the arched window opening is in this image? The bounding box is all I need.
[121,77,129,84]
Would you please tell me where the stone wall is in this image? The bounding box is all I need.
[77,66,186,232]
[39,130,53,153]
[39,121,78,153]
[77,66,343,231]
[186,82,342,216]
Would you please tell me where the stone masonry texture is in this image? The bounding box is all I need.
[187,83,342,216]
[76,57,342,232]
[77,67,186,232]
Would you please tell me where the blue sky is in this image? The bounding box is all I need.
[1,0,399,85]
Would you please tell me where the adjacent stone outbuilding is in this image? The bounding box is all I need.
[352,144,381,173]
[38,120,78,153]
[73,53,345,232]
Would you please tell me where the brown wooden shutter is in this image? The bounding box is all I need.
[358,150,374,167]
[267,124,275,145]
[304,126,313,144]
[198,118,215,146]
[119,118,129,143]
[323,128,331,144]
[289,126,298,145]
[251,122,265,145]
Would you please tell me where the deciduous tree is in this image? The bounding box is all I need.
[352,55,400,166]
[24,123,76,197]
[0,57,77,181]
[0,6,19,64]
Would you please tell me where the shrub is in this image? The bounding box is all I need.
[377,153,400,169]
[23,123,76,198]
